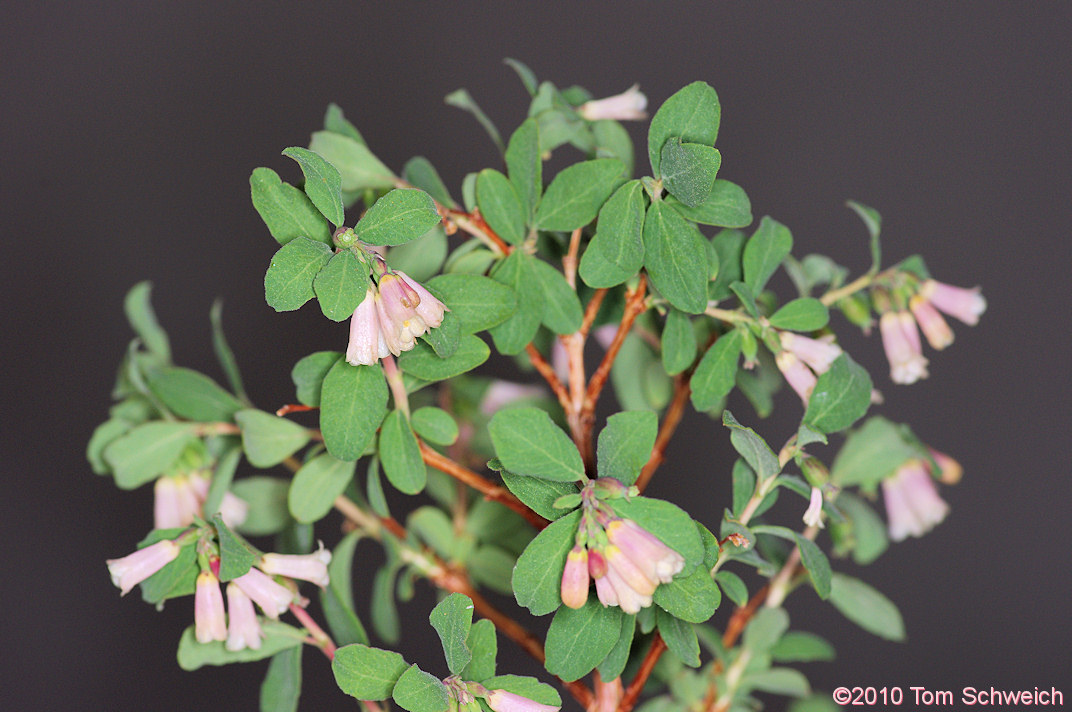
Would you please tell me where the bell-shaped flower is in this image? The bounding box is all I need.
[194,571,228,643]
[397,271,447,330]
[593,570,618,608]
[578,85,648,121]
[603,518,684,584]
[909,294,954,350]
[880,311,929,384]
[233,568,293,619]
[776,350,818,405]
[153,475,199,530]
[602,563,652,615]
[920,279,987,326]
[225,583,263,651]
[604,544,657,597]
[882,460,950,541]
[779,332,843,374]
[258,544,332,587]
[375,273,430,355]
[802,486,825,529]
[560,546,590,610]
[188,471,249,529]
[346,286,390,366]
[107,539,182,596]
[485,689,561,712]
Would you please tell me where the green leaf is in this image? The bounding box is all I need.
[593,180,647,273]
[690,330,742,411]
[744,607,789,653]
[597,411,658,486]
[420,311,462,359]
[489,407,584,482]
[504,57,539,95]
[769,298,829,331]
[468,546,516,594]
[137,536,197,603]
[592,119,635,176]
[709,229,746,300]
[392,665,449,712]
[488,252,543,355]
[371,566,401,643]
[388,225,448,282]
[324,103,365,144]
[124,281,171,361]
[578,244,634,289]
[177,621,305,670]
[512,509,581,614]
[770,631,835,663]
[309,131,396,192]
[288,453,356,523]
[461,618,497,682]
[500,470,576,521]
[597,614,636,681]
[661,309,697,376]
[846,200,882,273]
[544,596,622,681]
[505,118,542,222]
[250,167,332,246]
[668,180,752,228]
[355,189,441,246]
[320,530,369,646]
[482,676,561,707]
[260,647,302,712]
[265,237,333,312]
[803,354,873,434]
[657,608,701,667]
[477,169,526,245]
[722,411,780,483]
[313,250,370,322]
[743,216,793,295]
[425,274,518,335]
[403,156,455,208]
[410,407,458,447]
[828,573,905,641]
[643,200,710,314]
[730,281,759,317]
[530,258,583,334]
[660,139,722,208]
[753,524,833,600]
[715,570,748,607]
[429,593,474,675]
[830,416,921,490]
[379,410,426,494]
[209,300,247,402]
[104,422,198,490]
[213,514,257,581]
[535,158,624,231]
[282,146,344,226]
[610,496,704,572]
[746,668,811,698]
[319,361,388,461]
[648,81,721,175]
[654,565,721,623]
[235,409,310,468]
[146,367,243,423]
[291,351,342,407]
[332,644,409,700]
[835,491,890,565]
[87,418,133,475]
[232,477,291,536]
[445,88,504,154]
[398,335,490,381]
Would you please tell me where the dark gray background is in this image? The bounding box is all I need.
[3,2,1070,710]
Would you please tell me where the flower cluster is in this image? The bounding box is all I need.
[775,332,844,405]
[882,449,961,541]
[560,480,685,615]
[107,538,331,651]
[346,269,448,366]
[881,279,986,385]
[154,470,248,531]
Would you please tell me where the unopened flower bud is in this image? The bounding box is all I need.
[560,547,590,609]
[909,294,954,350]
[333,226,357,248]
[107,540,182,596]
[586,548,608,579]
[233,568,293,618]
[194,571,227,643]
[928,448,963,485]
[578,85,648,122]
[592,477,629,500]
[259,544,332,587]
[802,486,825,529]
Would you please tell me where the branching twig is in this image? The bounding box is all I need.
[619,633,666,712]
[583,274,648,412]
[526,343,572,413]
[636,374,690,492]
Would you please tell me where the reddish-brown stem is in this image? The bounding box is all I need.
[289,602,337,660]
[580,288,608,337]
[636,374,690,492]
[563,227,583,289]
[583,274,648,412]
[593,673,623,712]
[619,633,667,712]
[722,584,771,649]
[275,403,317,416]
[525,343,572,413]
[420,442,548,529]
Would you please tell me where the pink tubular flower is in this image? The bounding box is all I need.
[882,460,950,541]
[880,311,929,384]
[107,539,182,596]
[397,271,447,330]
[346,286,390,366]
[803,486,825,529]
[593,570,618,608]
[485,689,561,712]
[604,545,657,597]
[776,350,818,405]
[225,583,263,651]
[188,471,249,528]
[603,564,651,615]
[194,571,228,643]
[376,272,448,356]
[578,84,648,121]
[233,568,293,618]
[909,294,954,350]
[603,518,684,584]
[920,279,987,326]
[560,546,590,610]
[779,332,843,374]
[258,545,332,587]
